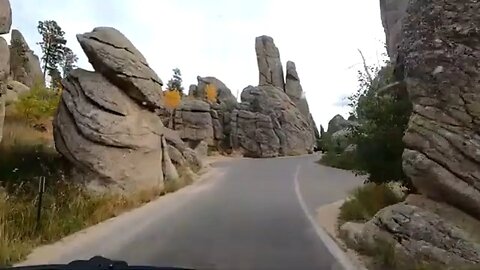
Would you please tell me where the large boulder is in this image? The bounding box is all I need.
[379,0,409,59]
[255,36,285,89]
[231,110,280,158]
[174,99,214,144]
[77,27,164,109]
[399,0,480,220]
[231,85,315,157]
[54,69,167,190]
[358,196,480,268]
[9,29,44,87]
[5,80,29,105]
[0,0,11,34]
[54,27,201,191]
[327,114,355,134]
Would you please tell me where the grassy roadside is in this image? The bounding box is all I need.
[0,100,197,266]
[0,166,194,266]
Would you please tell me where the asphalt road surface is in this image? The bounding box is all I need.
[23,155,362,270]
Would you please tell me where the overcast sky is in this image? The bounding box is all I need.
[4,0,387,128]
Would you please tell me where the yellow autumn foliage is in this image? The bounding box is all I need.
[164,89,182,110]
[205,83,217,103]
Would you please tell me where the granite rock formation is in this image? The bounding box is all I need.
[347,1,480,267]
[9,29,44,87]
[54,27,201,191]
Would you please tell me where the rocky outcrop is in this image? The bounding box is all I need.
[228,36,316,157]
[194,76,237,150]
[0,0,11,34]
[399,0,480,221]
[231,109,280,158]
[77,27,164,110]
[327,114,354,134]
[9,29,44,87]
[285,61,319,145]
[0,1,11,144]
[54,27,200,191]
[174,99,214,144]
[195,76,237,110]
[325,114,357,152]
[188,84,197,96]
[285,61,306,110]
[349,1,480,267]
[379,0,409,59]
[360,196,480,268]
[255,36,284,89]
[231,85,314,157]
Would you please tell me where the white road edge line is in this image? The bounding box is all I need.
[293,165,358,270]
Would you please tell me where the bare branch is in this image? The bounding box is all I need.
[357,49,373,85]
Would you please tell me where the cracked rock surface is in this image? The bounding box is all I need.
[231,85,314,157]
[54,27,200,191]
[255,36,285,89]
[360,196,480,268]
[174,99,214,144]
[77,27,164,109]
[9,29,44,87]
[351,1,480,267]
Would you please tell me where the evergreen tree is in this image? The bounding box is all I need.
[60,47,78,77]
[37,20,67,80]
[166,68,184,93]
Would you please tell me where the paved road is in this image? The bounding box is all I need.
[24,155,362,270]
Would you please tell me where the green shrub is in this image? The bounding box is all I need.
[14,83,60,122]
[319,151,359,170]
[349,62,413,189]
[338,183,405,225]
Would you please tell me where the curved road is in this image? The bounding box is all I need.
[22,155,362,270]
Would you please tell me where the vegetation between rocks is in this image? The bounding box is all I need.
[338,183,404,226]
[12,82,60,123]
[320,58,412,189]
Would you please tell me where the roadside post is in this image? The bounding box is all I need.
[35,176,46,232]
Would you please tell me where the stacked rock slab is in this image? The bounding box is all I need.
[346,1,480,267]
[194,76,238,150]
[54,27,199,191]
[0,0,11,144]
[9,29,44,87]
[174,99,214,146]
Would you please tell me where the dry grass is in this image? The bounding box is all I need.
[0,113,196,266]
[0,183,165,266]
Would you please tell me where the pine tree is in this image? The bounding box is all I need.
[37,20,67,80]
[166,68,184,93]
[60,47,78,77]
